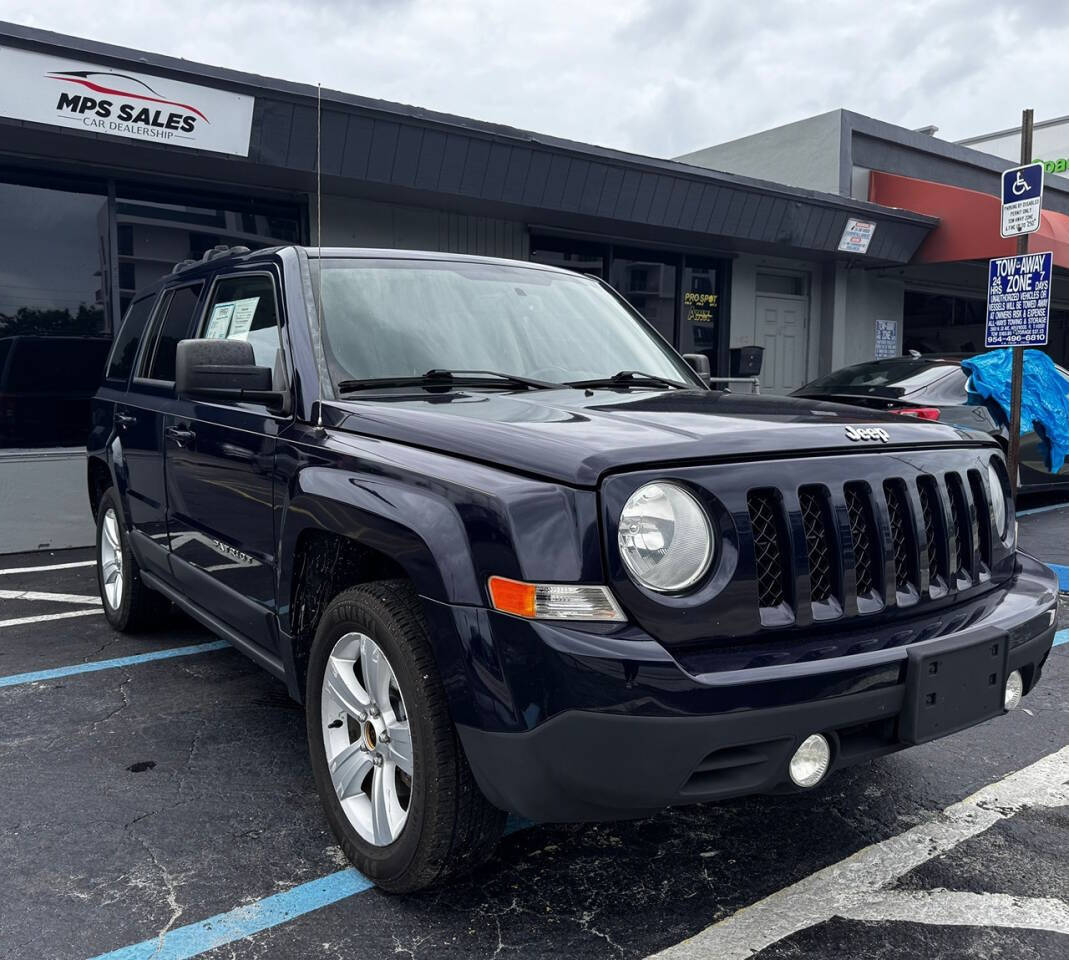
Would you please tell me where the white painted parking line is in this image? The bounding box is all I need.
[649,745,1069,959]
[0,609,103,629]
[0,560,95,575]
[0,589,101,605]
[840,889,1069,935]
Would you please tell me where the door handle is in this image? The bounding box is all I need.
[164,426,196,447]
[114,412,137,428]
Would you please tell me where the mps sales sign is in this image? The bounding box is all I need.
[0,46,254,156]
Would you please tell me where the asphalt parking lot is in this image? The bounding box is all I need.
[2,506,1067,960]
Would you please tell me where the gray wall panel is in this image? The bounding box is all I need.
[320,110,348,176]
[367,121,400,182]
[288,105,317,172]
[393,126,423,185]
[320,194,527,261]
[341,115,373,179]
[414,129,446,190]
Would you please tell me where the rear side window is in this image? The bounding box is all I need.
[106,294,157,385]
[141,284,203,382]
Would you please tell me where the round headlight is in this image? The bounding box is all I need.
[618,482,713,592]
[988,461,1009,538]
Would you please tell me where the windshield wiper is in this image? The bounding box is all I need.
[566,370,686,390]
[337,368,561,393]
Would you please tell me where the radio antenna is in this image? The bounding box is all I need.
[315,81,325,432]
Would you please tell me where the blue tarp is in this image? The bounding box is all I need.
[962,349,1069,473]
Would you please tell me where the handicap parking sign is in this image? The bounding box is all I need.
[1001,162,1044,237]
[985,251,1052,347]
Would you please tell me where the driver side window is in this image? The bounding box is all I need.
[198,274,285,386]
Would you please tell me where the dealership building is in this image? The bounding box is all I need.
[2,21,1069,551]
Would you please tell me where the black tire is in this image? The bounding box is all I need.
[95,488,170,632]
[305,580,505,892]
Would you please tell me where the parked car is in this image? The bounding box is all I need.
[88,247,1057,892]
[792,353,1069,492]
[0,335,111,447]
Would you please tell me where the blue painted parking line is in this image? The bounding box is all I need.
[1048,563,1069,591]
[88,868,373,960]
[0,640,230,688]
[1055,629,1069,647]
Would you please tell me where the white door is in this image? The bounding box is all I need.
[756,294,808,394]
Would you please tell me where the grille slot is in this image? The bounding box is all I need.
[799,486,836,604]
[968,469,992,566]
[883,480,917,593]
[845,483,879,598]
[917,475,945,584]
[945,473,971,577]
[747,490,790,609]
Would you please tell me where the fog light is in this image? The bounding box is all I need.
[788,734,831,788]
[1004,670,1024,711]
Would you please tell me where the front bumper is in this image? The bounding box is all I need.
[429,554,1058,823]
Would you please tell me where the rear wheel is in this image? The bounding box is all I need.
[305,581,504,892]
[95,489,169,631]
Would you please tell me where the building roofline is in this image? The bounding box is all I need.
[957,113,1069,146]
[0,20,935,228]
[838,109,1069,192]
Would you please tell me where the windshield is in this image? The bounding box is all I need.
[798,359,958,397]
[314,258,696,389]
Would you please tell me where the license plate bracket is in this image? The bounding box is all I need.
[900,628,1008,745]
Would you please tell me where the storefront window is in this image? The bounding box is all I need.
[678,257,722,367]
[530,236,606,277]
[114,188,300,314]
[530,235,730,370]
[610,248,678,343]
[0,178,109,449]
[0,173,302,449]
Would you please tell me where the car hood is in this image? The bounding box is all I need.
[328,387,993,486]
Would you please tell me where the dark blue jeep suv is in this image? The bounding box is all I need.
[88,245,1058,891]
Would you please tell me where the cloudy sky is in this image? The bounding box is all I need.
[1,0,1067,158]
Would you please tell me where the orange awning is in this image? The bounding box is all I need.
[869,171,1069,268]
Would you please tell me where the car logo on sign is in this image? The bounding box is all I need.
[845,426,890,443]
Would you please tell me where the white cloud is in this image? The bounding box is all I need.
[1,0,1065,158]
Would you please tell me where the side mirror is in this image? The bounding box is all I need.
[175,339,287,411]
[682,353,711,379]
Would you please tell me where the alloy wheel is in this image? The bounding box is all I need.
[321,631,413,846]
[100,507,124,611]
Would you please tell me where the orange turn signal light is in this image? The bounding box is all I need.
[488,576,537,618]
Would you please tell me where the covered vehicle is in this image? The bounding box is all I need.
[793,354,1069,492]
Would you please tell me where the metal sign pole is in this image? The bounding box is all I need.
[1008,108,1034,498]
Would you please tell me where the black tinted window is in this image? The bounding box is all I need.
[106,295,156,385]
[143,285,203,382]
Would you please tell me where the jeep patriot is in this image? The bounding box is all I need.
[88,245,1058,891]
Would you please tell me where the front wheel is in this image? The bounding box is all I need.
[305,581,505,892]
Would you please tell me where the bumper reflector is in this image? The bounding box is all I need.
[488,576,626,622]
[1004,669,1024,711]
[788,734,831,788]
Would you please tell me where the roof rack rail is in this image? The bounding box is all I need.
[171,245,252,274]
